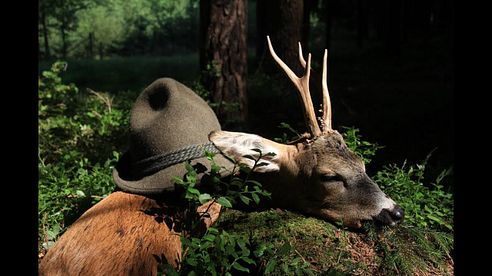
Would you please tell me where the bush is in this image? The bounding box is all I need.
[38,61,132,253]
[340,126,384,164]
[374,154,453,232]
[334,126,453,232]
[163,151,274,275]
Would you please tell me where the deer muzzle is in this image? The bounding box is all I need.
[374,205,405,226]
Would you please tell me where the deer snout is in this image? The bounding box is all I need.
[375,205,404,226]
[391,206,404,221]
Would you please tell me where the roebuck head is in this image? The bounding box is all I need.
[210,36,403,228]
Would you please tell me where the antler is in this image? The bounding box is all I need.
[321,49,332,131]
[266,36,333,136]
[267,36,322,137]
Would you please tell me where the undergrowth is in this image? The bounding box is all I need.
[39,61,453,275]
[38,61,134,253]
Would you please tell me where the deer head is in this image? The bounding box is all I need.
[209,36,403,228]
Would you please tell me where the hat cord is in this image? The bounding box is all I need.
[130,142,220,177]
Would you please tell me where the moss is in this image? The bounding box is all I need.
[216,209,453,275]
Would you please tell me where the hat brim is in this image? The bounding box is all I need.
[113,151,236,195]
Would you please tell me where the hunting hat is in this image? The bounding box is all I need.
[113,78,234,195]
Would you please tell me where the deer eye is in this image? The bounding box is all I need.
[320,173,343,183]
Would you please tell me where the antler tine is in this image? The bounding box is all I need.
[321,49,332,131]
[298,42,307,68]
[266,36,321,137]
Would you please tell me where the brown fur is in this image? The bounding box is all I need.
[210,130,400,229]
[39,191,221,275]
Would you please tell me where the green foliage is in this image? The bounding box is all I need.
[38,61,131,252]
[261,241,315,275]
[39,0,199,58]
[75,3,126,56]
[166,151,273,275]
[368,225,453,275]
[169,227,255,276]
[274,124,382,165]
[373,153,453,232]
[341,126,383,164]
[218,209,453,275]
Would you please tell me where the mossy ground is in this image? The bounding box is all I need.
[216,209,453,275]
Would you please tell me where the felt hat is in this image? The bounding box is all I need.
[112,78,234,195]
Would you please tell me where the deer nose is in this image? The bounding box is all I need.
[390,206,404,222]
[374,206,404,226]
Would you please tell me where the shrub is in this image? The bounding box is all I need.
[373,153,453,232]
[340,126,384,164]
[163,151,275,275]
[38,61,131,253]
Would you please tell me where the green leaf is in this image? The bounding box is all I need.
[252,193,260,205]
[243,155,257,161]
[264,259,277,274]
[187,187,200,195]
[239,195,251,205]
[254,244,268,257]
[198,193,212,204]
[203,234,216,242]
[217,197,232,208]
[232,262,249,273]
[237,240,248,252]
[245,180,262,187]
[172,176,184,184]
[239,165,252,174]
[242,257,255,265]
[207,227,219,235]
[427,214,443,223]
[186,257,197,266]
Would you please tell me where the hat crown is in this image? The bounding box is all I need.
[128,78,221,162]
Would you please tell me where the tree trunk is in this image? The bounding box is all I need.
[88,32,94,59]
[99,43,104,60]
[302,0,317,49]
[256,0,304,74]
[60,23,68,59]
[200,0,248,125]
[41,10,51,59]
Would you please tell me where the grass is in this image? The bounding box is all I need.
[217,209,454,275]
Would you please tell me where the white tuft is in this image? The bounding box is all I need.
[210,131,282,173]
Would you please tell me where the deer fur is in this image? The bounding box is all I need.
[39,191,221,275]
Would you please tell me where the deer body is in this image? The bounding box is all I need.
[39,191,221,275]
[39,192,181,276]
[39,37,403,274]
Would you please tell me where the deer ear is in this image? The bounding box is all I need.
[209,130,288,173]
